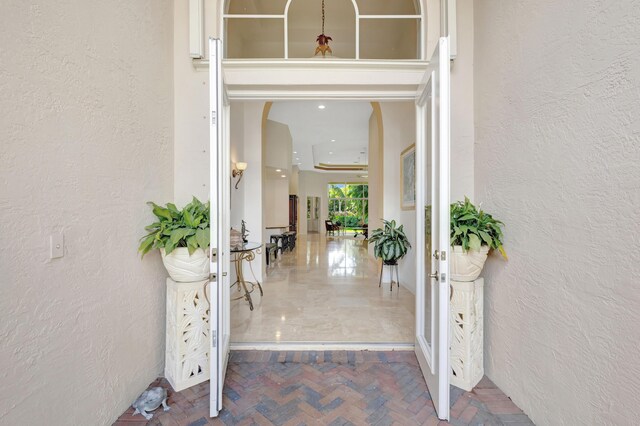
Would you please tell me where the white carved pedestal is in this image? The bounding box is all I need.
[450,277,484,391]
[165,278,210,392]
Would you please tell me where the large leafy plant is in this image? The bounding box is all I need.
[138,197,210,257]
[369,219,412,263]
[450,197,507,259]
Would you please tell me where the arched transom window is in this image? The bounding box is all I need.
[224,0,423,60]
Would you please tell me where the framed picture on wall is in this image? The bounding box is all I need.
[401,144,416,210]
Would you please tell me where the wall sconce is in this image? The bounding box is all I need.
[232,162,247,189]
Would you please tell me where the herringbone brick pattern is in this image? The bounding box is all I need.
[114,351,533,426]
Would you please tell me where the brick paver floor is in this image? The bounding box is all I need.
[114,351,533,425]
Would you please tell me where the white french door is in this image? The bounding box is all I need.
[415,36,451,421]
[209,38,231,418]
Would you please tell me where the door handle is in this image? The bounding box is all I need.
[428,271,438,279]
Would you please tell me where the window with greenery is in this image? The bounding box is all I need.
[328,183,368,229]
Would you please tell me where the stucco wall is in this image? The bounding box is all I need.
[0,1,174,425]
[474,1,640,425]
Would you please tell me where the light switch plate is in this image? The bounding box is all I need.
[50,233,64,259]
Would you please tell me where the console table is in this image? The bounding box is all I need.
[230,242,263,310]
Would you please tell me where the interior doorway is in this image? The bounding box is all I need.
[306,196,320,233]
[228,100,416,346]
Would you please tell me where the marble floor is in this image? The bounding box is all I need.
[230,233,415,343]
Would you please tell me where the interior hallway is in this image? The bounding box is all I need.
[230,234,415,343]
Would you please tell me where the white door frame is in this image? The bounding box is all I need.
[414,36,452,421]
[209,38,231,418]
[212,45,449,423]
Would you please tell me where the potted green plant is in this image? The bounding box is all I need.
[369,219,412,265]
[138,197,210,282]
[449,197,506,281]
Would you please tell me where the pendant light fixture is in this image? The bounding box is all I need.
[314,0,333,57]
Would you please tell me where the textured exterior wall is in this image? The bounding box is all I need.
[0,1,174,425]
[474,1,640,425]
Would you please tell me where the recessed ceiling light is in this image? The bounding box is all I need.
[296,158,300,160]
[276,169,282,172]
[329,151,333,154]
[327,161,331,164]
[281,174,286,178]
[318,105,326,109]
[331,139,335,142]
[298,162,302,165]
[293,151,297,154]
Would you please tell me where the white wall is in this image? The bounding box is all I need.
[0,1,174,424]
[289,165,300,195]
[298,172,367,235]
[264,176,290,230]
[230,102,245,230]
[228,101,265,280]
[264,119,293,172]
[380,102,418,294]
[368,107,384,258]
[263,120,292,237]
[450,0,475,203]
[474,1,640,425]
[173,0,210,206]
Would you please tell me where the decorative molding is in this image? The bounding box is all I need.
[315,163,367,171]
[193,58,429,100]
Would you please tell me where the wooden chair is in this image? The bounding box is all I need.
[325,220,339,236]
[265,243,278,266]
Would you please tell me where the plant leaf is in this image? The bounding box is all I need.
[195,228,209,249]
[468,234,481,251]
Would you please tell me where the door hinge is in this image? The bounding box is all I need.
[440,273,446,283]
[212,330,217,348]
[211,110,217,125]
[440,250,446,261]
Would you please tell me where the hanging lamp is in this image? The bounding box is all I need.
[314,0,333,57]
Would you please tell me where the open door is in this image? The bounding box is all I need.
[209,38,231,418]
[415,36,451,421]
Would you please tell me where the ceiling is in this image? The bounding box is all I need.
[267,101,373,173]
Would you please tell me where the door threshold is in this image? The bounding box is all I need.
[230,341,414,351]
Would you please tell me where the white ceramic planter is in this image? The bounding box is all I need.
[160,247,209,283]
[450,278,484,391]
[450,245,489,282]
[165,278,210,392]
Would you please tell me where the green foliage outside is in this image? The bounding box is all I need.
[138,197,210,257]
[328,183,368,227]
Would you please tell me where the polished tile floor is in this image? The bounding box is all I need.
[230,234,415,343]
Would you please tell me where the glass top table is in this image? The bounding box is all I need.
[230,242,262,253]
[230,242,263,310]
